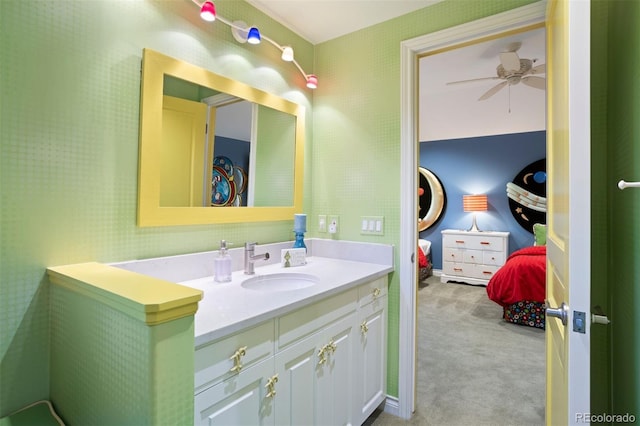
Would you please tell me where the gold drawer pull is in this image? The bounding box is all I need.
[327,339,337,354]
[482,271,493,275]
[480,241,491,245]
[229,346,247,373]
[372,288,381,298]
[265,374,278,398]
[453,268,463,272]
[318,345,328,365]
[361,320,369,335]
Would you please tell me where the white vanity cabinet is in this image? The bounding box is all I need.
[355,277,388,423]
[194,321,276,425]
[193,277,388,426]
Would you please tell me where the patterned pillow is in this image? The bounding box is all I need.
[533,223,547,246]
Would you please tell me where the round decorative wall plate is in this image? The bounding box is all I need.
[507,158,547,233]
[418,167,446,231]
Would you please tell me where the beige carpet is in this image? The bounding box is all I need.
[364,274,545,426]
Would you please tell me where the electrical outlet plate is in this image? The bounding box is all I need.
[360,216,384,235]
[328,215,339,234]
[318,215,327,233]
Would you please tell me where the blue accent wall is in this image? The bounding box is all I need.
[419,131,546,269]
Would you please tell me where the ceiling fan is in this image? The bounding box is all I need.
[447,42,546,101]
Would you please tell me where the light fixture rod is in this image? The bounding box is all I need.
[191,0,316,88]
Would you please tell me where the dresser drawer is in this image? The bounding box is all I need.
[442,261,472,277]
[195,320,275,393]
[469,264,500,280]
[442,234,505,252]
[443,247,464,263]
[462,249,483,265]
[483,251,506,266]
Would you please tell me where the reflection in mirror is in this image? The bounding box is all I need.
[159,77,296,208]
[138,48,305,226]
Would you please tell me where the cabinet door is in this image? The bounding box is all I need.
[274,332,323,425]
[316,312,357,426]
[194,360,275,426]
[355,298,387,424]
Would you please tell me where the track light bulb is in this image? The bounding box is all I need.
[200,1,216,22]
[281,46,294,62]
[247,27,261,44]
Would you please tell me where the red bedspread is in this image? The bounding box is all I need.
[486,246,546,307]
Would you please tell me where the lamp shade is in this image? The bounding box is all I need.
[200,1,216,21]
[306,74,318,89]
[463,194,488,212]
[247,27,261,44]
[281,46,294,62]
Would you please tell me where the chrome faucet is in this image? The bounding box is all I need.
[244,242,270,274]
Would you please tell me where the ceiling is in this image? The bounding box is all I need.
[246,0,444,45]
[246,1,546,141]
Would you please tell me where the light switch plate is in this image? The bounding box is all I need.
[318,215,327,233]
[360,216,384,235]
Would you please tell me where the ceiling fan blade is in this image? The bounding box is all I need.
[478,81,508,101]
[446,76,500,85]
[521,76,546,90]
[524,63,546,76]
[499,52,520,72]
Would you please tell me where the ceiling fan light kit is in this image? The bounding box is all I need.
[447,43,546,105]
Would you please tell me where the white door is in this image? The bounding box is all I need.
[544,0,591,424]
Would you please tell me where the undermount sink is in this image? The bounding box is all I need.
[241,273,319,292]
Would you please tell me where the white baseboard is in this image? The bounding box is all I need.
[382,395,401,418]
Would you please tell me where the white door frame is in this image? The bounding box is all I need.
[397,2,547,418]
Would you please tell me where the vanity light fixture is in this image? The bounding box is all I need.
[463,194,488,232]
[192,0,318,89]
[247,27,261,44]
[281,46,294,62]
[199,1,216,21]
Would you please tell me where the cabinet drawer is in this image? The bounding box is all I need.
[195,320,275,393]
[442,261,471,277]
[278,288,357,350]
[358,276,387,307]
[469,264,500,280]
[462,249,483,265]
[443,234,505,251]
[483,251,506,266]
[443,247,463,263]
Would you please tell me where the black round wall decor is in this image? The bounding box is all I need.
[507,158,546,233]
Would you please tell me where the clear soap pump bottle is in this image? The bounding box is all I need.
[214,240,232,282]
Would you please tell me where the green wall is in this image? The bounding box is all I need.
[7,0,634,419]
[312,0,538,398]
[606,0,640,417]
[0,0,313,415]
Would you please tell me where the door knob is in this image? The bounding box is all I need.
[546,302,569,326]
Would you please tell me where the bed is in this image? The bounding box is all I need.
[418,239,433,280]
[486,245,546,328]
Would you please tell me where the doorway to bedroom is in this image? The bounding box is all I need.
[415,24,547,423]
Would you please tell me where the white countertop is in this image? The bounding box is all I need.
[180,256,393,347]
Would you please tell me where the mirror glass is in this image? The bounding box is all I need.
[138,49,305,226]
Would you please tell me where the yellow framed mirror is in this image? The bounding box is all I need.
[138,48,305,226]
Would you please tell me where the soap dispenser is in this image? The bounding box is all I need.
[214,240,232,282]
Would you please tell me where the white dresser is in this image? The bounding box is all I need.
[441,230,510,286]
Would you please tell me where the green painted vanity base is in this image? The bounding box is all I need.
[46,263,203,425]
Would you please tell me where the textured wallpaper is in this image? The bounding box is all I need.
[1,0,539,416]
